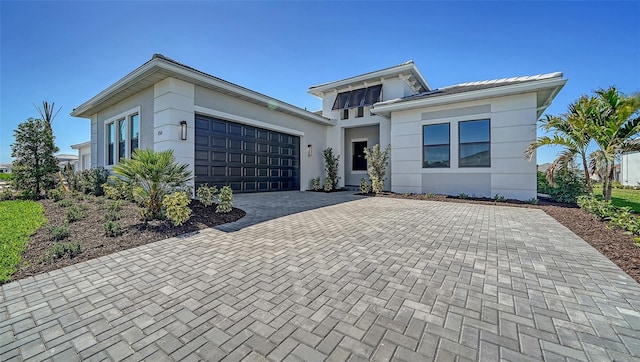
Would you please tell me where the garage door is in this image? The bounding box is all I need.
[194,115,300,193]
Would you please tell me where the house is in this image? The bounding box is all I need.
[71,54,566,200]
[54,154,78,170]
[622,151,640,186]
[0,163,11,174]
[71,141,91,171]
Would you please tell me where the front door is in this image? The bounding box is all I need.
[352,141,367,171]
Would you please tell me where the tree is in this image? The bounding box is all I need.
[322,148,340,191]
[34,101,61,133]
[525,96,596,192]
[364,144,391,194]
[588,87,640,202]
[111,149,192,220]
[10,118,59,198]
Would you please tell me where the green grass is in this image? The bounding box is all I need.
[0,173,12,181]
[0,200,46,283]
[593,185,640,212]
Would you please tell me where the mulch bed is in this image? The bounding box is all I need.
[11,195,245,282]
[376,192,640,284]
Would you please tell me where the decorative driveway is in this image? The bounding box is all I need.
[2,192,640,361]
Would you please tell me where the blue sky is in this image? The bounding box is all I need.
[1,1,639,165]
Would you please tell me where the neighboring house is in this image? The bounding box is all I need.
[622,151,640,186]
[55,154,79,170]
[0,163,12,174]
[537,163,551,174]
[71,141,91,171]
[71,54,566,200]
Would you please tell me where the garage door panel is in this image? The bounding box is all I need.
[194,115,300,193]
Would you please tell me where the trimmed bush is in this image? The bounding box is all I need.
[163,191,192,226]
[47,188,65,202]
[57,199,74,208]
[363,144,391,195]
[49,241,82,259]
[66,204,86,223]
[359,178,371,194]
[196,184,218,207]
[50,225,69,241]
[310,177,321,191]
[104,220,123,237]
[494,194,506,202]
[216,186,233,214]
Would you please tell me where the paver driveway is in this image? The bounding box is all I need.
[2,192,640,361]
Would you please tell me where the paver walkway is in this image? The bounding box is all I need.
[2,192,640,361]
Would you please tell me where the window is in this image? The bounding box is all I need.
[332,85,383,110]
[105,109,140,166]
[130,113,139,152]
[459,119,490,167]
[356,107,364,118]
[107,123,115,165]
[423,123,450,168]
[341,109,349,120]
[352,141,367,171]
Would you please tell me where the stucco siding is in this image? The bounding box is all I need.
[344,126,379,186]
[622,152,640,186]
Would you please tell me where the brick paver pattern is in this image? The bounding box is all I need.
[2,193,640,361]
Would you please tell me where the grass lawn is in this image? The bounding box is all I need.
[0,173,11,181]
[593,185,640,212]
[0,200,46,283]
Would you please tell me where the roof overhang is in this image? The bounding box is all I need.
[371,76,567,118]
[71,55,334,126]
[70,141,91,149]
[307,61,430,98]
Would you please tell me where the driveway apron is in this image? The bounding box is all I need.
[2,192,640,361]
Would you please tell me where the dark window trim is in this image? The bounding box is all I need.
[422,123,450,168]
[458,119,491,168]
[332,85,383,110]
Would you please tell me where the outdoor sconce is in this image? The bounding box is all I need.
[180,121,187,140]
[307,144,312,157]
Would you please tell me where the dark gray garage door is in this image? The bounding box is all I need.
[194,114,300,193]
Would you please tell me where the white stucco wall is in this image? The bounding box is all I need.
[622,152,640,186]
[76,145,91,171]
[194,85,329,191]
[390,93,538,200]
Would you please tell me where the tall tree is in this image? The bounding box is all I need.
[11,118,59,198]
[525,95,596,191]
[588,87,640,202]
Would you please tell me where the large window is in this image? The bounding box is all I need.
[105,110,139,166]
[423,123,450,168]
[459,119,490,167]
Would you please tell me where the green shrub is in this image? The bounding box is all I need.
[66,204,86,223]
[102,179,135,201]
[578,195,640,235]
[494,194,506,202]
[0,189,14,201]
[196,184,218,207]
[322,148,340,191]
[310,177,321,191]
[162,191,192,226]
[46,187,65,202]
[425,193,435,198]
[104,220,123,237]
[104,210,121,222]
[544,170,589,204]
[216,186,233,214]
[364,144,391,195]
[526,197,539,205]
[458,193,469,199]
[0,200,46,282]
[537,171,551,194]
[612,181,623,189]
[78,167,110,196]
[107,200,123,213]
[49,241,82,259]
[19,189,38,200]
[57,199,74,208]
[112,149,191,221]
[50,225,69,241]
[359,178,371,194]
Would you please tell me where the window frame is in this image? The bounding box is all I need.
[103,107,140,167]
[422,123,450,168]
[458,119,491,168]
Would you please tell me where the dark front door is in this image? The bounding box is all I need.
[353,141,368,171]
[194,114,300,193]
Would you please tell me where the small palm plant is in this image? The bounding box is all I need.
[111,149,192,220]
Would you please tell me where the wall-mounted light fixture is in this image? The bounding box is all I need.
[180,121,187,140]
[307,144,312,157]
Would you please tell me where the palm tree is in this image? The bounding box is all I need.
[34,101,61,132]
[112,149,192,220]
[525,95,596,192]
[588,87,640,202]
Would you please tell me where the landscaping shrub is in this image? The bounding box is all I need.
[322,148,340,191]
[163,191,192,226]
[363,144,391,194]
[0,200,46,282]
[543,170,589,204]
[111,149,191,221]
[104,220,123,237]
[577,195,640,235]
[526,197,539,205]
[107,200,123,213]
[196,184,218,207]
[50,225,69,241]
[359,178,371,194]
[537,171,551,194]
[216,186,233,214]
[310,177,321,191]
[49,241,82,259]
[46,187,65,202]
[57,199,74,208]
[458,193,469,199]
[0,189,14,201]
[494,194,506,202]
[102,179,135,201]
[78,167,110,196]
[66,204,87,223]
